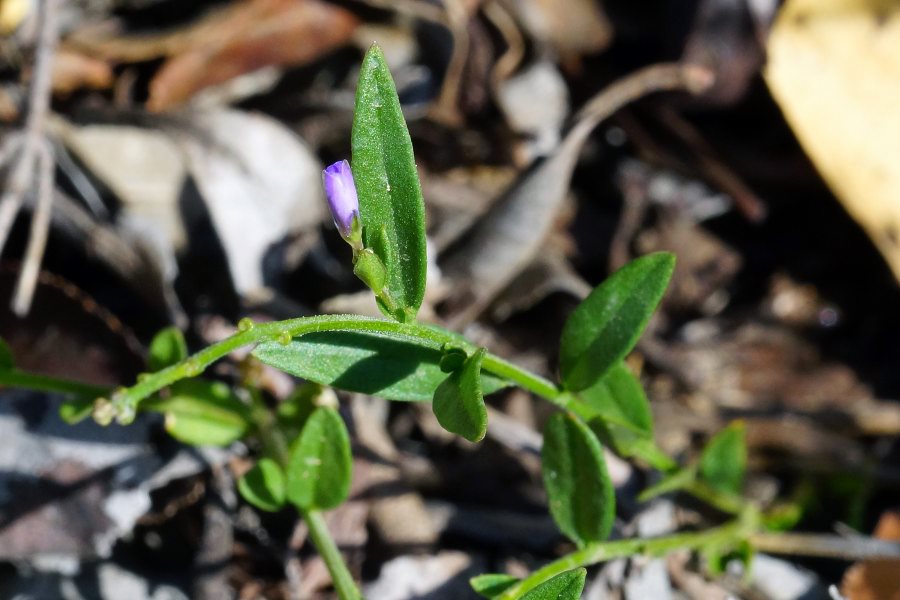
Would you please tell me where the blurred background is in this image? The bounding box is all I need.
[0,0,898,598]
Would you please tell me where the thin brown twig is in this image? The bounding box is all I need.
[12,139,53,315]
[0,0,58,314]
[750,531,900,561]
[428,0,471,126]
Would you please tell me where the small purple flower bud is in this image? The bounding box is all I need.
[323,160,360,241]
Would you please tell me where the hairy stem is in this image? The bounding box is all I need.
[102,314,568,423]
[0,368,108,397]
[300,508,362,600]
[498,517,756,600]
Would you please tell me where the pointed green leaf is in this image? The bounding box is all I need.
[520,568,586,600]
[239,458,287,512]
[470,574,520,599]
[253,331,508,402]
[286,406,352,510]
[700,421,746,494]
[577,361,653,442]
[542,413,615,545]
[148,326,187,372]
[433,348,488,442]
[144,379,250,446]
[351,44,427,322]
[559,253,675,391]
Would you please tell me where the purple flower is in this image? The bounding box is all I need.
[323,160,360,241]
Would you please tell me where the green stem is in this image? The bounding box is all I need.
[300,508,362,600]
[498,518,755,600]
[104,314,566,423]
[0,369,109,397]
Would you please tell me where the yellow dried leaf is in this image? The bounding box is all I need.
[765,0,900,279]
[0,0,30,35]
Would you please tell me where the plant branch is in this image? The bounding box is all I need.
[498,518,755,600]
[100,314,569,424]
[0,368,109,398]
[299,508,362,600]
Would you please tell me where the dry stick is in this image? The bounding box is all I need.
[750,531,900,561]
[428,0,470,126]
[445,63,714,328]
[0,0,58,313]
[483,0,525,96]
[12,141,54,314]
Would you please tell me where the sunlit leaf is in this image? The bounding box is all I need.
[432,348,488,442]
[351,44,427,322]
[286,406,352,510]
[520,568,586,600]
[559,253,674,391]
[542,413,615,545]
[253,331,508,402]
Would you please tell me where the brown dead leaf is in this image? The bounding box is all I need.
[52,49,114,95]
[765,0,900,280]
[64,0,358,111]
[842,511,900,600]
[148,0,358,111]
[503,0,612,61]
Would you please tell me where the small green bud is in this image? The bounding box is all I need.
[353,248,387,295]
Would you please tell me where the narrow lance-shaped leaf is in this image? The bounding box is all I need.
[286,406,352,510]
[432,348,488,442]
[253,331,508,402]
[238,458,286,512]
[520,569,586,600]
[699,421,746,495]
[542,413,615,546]
[351,43,427,323]
[559,253,675,392]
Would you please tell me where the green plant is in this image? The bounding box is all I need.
[0,44,805,599]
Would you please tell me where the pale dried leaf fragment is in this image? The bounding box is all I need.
[765,0,900,280]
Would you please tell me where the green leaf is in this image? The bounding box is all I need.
[0,337,14,369]
[253,331,508,402]
[470,574,520,599]
[637,466,697,502]
[144,379,251,446]
[351,43,427,323]
[148,327,187,372]
[575,361,653,455]
[276,382,321,439]
[699,421,747,495]
[286,406,352,510]
[520,568,586,600]
[238,458,287,512]
[432,348,488,442]
[559,253,675,392]
[59,396,94,424]
[542,413,615,546]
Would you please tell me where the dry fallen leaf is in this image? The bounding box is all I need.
[147,0,358,111]
[765,0,900,280]
[842,511,900,600]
